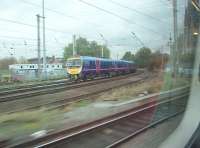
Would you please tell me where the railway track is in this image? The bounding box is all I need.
[2,71,147,114]
[0,79,69,92]
[10,87,189,148]
[0,71,143,103]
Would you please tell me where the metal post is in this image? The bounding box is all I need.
[99,33,107,58]
[169,33,173,72]
[42,0,47,79]
[173,0,178,78]
[36,14,41,78]
[160,46,164,70]
[101,47,104,58]
[73,35,76,56]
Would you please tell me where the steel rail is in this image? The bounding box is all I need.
[105,110,184,148]
[5,74,146,114]
[35,93,188,148]
[10,87,189,148]
[0,72,143,103]
[0,70,144,94]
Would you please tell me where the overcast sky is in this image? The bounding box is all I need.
[0,0,187,59]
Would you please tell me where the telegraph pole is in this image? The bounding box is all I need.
[169,33,173,70]
[42,0,47,79]
[101,47,104,58]
[73,35,76,56]
[172,0,178,78]
[99,33,107,58]
[36,14,41,78]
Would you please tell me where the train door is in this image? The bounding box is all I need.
[96,59,100,74]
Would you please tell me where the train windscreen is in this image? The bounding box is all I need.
[66,59,81,68]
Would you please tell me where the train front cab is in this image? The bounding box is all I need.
[66,57,82,80]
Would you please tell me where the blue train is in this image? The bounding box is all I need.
[66,56,136,80]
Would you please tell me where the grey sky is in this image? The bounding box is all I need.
[0,0,187,59]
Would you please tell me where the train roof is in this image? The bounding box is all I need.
[67,56,135,64]
[81,56,134,63]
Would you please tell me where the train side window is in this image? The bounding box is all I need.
[89,61,92,68]
[83,60,89,68]
[92,61,95,69]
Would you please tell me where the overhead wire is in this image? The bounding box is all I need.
[0,35,36,41]
[107,0,166,23]
[20,0,76,20]
[0,17,73,35]
[78,0,167,37]
[0,0,169,57]
[19,0,103,29]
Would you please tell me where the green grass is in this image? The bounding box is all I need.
[0,77,67,90]
[0,109,64,139]
[73,100,92,107]
[0,69,9,75]
[97,78,163,101]
[0,99,94,141]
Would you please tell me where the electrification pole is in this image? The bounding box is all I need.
[173,0,178,78]
[36,14,41,78]
[169,33,173,71]
[99,33,107,58]
[42,0,47,79]
[73,35,76,56]
[101,47,104,58]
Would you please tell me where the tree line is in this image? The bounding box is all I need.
[63,37,110,60]
[122,47,169,70]
[0,57,28,69]
[0,37,194,71]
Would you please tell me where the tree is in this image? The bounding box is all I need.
[149,51,169,70]
[63,37,110,60]
[135,47,152,68]
[122,51,135,61]
[0,57,17,69]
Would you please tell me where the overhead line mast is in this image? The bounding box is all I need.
[36,14,41,78]
[172,0,178,80]
[42,0,47,79]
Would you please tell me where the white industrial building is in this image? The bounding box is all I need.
[9,64,67,81]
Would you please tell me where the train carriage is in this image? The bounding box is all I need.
[66,56,136,80]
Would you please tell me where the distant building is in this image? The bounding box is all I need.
[9,63,67,81]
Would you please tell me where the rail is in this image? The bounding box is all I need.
[9,86,189,148]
